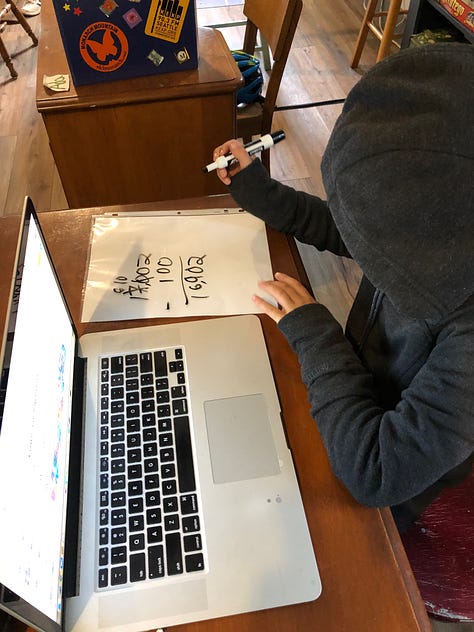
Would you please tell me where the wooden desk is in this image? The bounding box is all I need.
[0,201,431,632]
[36,3,242,208]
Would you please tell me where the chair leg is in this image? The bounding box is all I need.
[0,34,18,78]
[9,0,38,46]
[376,0,402,61]
[351,0,379,69]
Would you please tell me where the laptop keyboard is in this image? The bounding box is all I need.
[97,346,206,589]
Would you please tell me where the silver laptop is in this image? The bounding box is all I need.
[0,199,321,632]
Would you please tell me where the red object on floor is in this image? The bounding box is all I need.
[401,469,474,622]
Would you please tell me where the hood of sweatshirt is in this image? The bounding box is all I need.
[321,43,473,321]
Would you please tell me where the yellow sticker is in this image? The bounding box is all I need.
[145,0,190,44]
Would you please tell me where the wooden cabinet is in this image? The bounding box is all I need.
[36,3,242,208]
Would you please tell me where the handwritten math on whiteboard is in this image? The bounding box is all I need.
[80,210,274,322]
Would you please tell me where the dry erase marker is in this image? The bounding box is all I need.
[202,130,286,173]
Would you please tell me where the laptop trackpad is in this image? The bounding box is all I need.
[204,394,281,484]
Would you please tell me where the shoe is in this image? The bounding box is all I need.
[21,0,41,16]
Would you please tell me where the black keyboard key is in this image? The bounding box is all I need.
[129,498,144,514]
[99,489,109,505]
[143,413,156,426]
[99,528,109,545]
[174,416,196,492]
[175,348,183,360]
[172,399,188,415]
[111,387,124,400]
[111,444,125,458]
[111,475,126,490]
[158,418,172,432]
[128,463,142,479]
[111,492,126,507]
[156,391,170,404]
[128,480,143,496]
[184,533,202,552]
[126,378,139,391]
[111,400,124,414]
[144,458,159,472]
[148,545,165,579]
[111,356,124,374]
[145,473,160,489]
[111,459,125,474]
[111,527,127,544]
[144,443,158,458]
[130,533,145,551]
[111,429,125,442]
[161,463,176,479]
[154,351,167,377]
[145,490,160,506]
[99,548,108,565]
[126,391,139,405]
[111,509,126,525]
[155,378,169,390]
[127,418,140,433]
[146,508,162,524]
[126,365,139,378]
[182,516,200,533]
[166,533,183,575]
[160,448,174,462]
[129,515,145,532]
[111,414,125,427]
[98,568,108,588]
[185,553,205,572]
[111,374,124,386]
[143,427,157,442]
[180,494,199,515]
[162,480,177,495]
[130,553,146,582]
[126,354,138,366]
[147,526,163,543]
[171,385,186,398]
[164,497,178,513]
[164,514,179,531]
[111,546,127,565]
[111,566,127,585]
[140,353,153,373]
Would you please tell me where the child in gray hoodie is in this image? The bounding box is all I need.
[213,43,474,531]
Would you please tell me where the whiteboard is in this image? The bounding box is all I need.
[81,209,274,322]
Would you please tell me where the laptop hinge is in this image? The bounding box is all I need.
[63,356,86,599]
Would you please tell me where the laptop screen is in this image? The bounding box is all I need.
[0,206,76,630]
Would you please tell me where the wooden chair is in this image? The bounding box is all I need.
[235,0,302,172]
[0,0,38,79]
[351,0,409,68]
[400,467,474,622]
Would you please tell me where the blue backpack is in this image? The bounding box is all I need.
[232,50,264,106]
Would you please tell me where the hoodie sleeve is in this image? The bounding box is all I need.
[228,160,351,257]
[278,301,474,509]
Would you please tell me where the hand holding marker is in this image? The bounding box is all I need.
[202,130,286,173]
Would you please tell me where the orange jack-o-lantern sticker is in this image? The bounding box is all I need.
[80,22,128,72]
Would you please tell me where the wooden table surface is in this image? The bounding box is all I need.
[0,198,431,632]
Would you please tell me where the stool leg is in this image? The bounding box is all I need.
[350,0,379,69]
[0,34,18,78]
[376,0,402,61]
[9,0,38,46]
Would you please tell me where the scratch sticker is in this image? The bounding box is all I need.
[145,0,190,43]
[80,22,128,73]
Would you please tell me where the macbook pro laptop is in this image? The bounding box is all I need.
[0,198,321,632]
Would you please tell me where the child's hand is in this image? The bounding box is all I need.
[253,272,317,323]
[212,139,253,185]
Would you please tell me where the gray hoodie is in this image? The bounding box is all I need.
[228,43,474,531]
